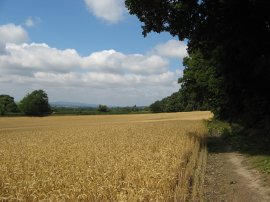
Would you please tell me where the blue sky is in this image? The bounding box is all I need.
[0,0,187,106]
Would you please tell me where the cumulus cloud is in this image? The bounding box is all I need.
[122,54,169,74]
[0,43,81,73]
[153,40,188,58]
[0,43,169,76]
[0,41,180,105]
[0,23,186,105]
[84,0,126,23]
[83,50,125,73]
[0,24,28,52]
[32,71,178,88]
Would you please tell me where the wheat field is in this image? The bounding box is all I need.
[0,111,212,201]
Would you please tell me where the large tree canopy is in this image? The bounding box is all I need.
[126,0,270,128]
[19,90,51,116]
[125,0,199,39]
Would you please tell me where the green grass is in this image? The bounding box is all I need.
[250,155,270,174]
[206,119,231,137]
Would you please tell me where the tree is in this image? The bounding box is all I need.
[126,0,270,127]
[179,51,225,115]
[0,95,18,115]
[162,92,183,112]
[150,100,165,113]
[132,105,139,112]
[98,105,109,112]
[19,90,51,116]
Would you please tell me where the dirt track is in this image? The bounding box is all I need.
[204,135,270,201]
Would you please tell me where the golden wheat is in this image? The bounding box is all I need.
[0,111,212,201]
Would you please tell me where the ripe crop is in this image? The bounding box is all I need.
[0,112,212,201]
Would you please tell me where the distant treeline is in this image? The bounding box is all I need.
[52,105,149,115]
[0,90,149,116]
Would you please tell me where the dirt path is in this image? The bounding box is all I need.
[204,135,270,202]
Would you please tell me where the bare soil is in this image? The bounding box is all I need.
[204,135,270,202]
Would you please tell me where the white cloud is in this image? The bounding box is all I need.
[84,0,126,23]
[0,43,169,76]
[0,23,184,105]
[0,65,180,104]
[0,41,179,105]
[0,43,82,73]
[3,70,178,88]
[0,24,28,52]
[122,54,169,74]
[83,50,125,73]
[153,40,188,58]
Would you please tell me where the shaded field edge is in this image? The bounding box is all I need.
[207,119,270,175]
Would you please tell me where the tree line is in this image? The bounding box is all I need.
[52,105,148,115]
[126,0,270,131]
[150,51,222,113]
[1,90,149,116]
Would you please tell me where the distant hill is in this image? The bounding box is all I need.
[50,101,99,108]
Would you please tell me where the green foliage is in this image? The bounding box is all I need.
[98,105,109,113]
[51,105,149,115]
[126,0,270,128]
[149,51,223,113]
[125,0,199,38]
[150,100,165,113]
[52,107,149,115]
[207,119,232,138]
[251,155,270,174]
[0,95,19,115]
[19,90,51,116]
[180,51,226,116]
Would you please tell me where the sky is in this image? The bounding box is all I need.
[0,0,188,106]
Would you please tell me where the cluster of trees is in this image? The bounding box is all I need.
[96,105,144,113]
[0,95,19,115]
[97,105,141,113]
[126,0,270,129]
[112,105,143,113]
[0,90,51,116]
[150,51,223,113]
[98,105,110,112]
